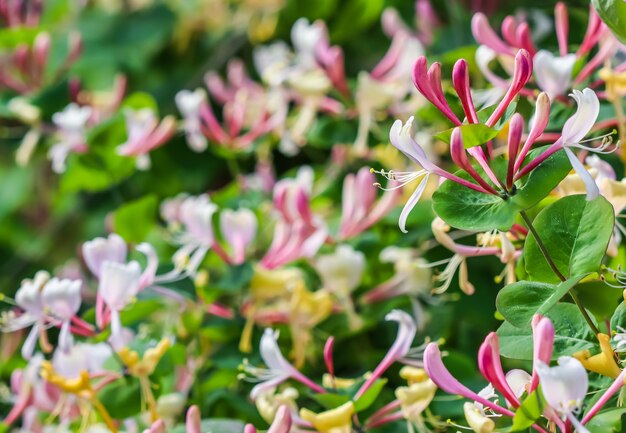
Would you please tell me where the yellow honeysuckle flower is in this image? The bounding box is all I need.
[300,401,355,433]
[599,67,626,100]
[40,361,92,397]
[118,338,171,377]
[399,366,428,385]
[289,285,333,368]
[574,333,622,378]
[250,266,303,300]
[255,386,299,424]
[321,374,360,390]
[463,402,495,433]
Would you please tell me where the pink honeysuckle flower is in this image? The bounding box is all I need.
[82,233,127,279]
[472,4,614,100]
[515,88,616,200]
[3,354,59,426]
[116,108,176,170]
[244,405,292,433]
[185,405,201,433]
[49,103,92,173]
[242,328,324,400]
[0,0,43,27]
[354,310,417,399]
[261,168,328,269]
[339,167,401,240]
[375,117,493,233]
[0,31,81,94]
[219,208,257,265]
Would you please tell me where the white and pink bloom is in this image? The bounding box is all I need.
[117,108,176,170]
[242,328,324,400]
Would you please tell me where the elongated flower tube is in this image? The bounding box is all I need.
[530,315,554,391]
[423,343,514,417]
[506,113,524,189]
[185,405,201,433]
[513,92,550,174]
[354,310,416,399]
[452,59,479,124]
[478,333,520,408]
[450,127,500,194]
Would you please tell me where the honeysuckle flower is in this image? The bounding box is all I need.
[291,18,325,71]
[82,233,127,279]
[4,354,59,426]
[315,245,364,328]
[300,401,355,433]
[98,243,157,348]
[51,342,113,381]
[363,247,432,304]
[41,278,82,352]
[533,50,577,101]
[338,167,401,239]
[471,4,613,99]
[0,31,81,94]
[355,310,417,399]
[116,108,176,170]
[49,103,92,173]
[394,366,437,426]
[516,88,613,200]
[246,405,292,433]
[242,328,324,399]
[535,357,589,431]
[255,387,299,424]
[175,88,208,152]
[286,283,333,367]
[424,315,555,415]
[219,208,257,265]
[378,117,490,233]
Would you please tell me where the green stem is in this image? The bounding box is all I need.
[520,211,600,335]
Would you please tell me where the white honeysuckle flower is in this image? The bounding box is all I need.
[51,342,112,380]
[99,261,142,312]
[533,50,577,100]
[244,329,303,400]
[6,271,50,359]
[536,357,589,432]
[49,103,92,173]
[175,88,208,152]
[253,42,292,87]
[290,18,324,71]
[82,233,127,278]
[41,278,82,352]
[316,245,365,294]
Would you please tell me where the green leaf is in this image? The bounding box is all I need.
[432,147,570,231]
[433,124,500,149]
[511,387,546,431]
[216,263,255,293]
[329,0,383,42]
[586,408,626,433]
[60,114,135,193]
[122,92,159,113]
[98,377,143,419]
[497,303,595,361]
[575,281,623,322]
[524,195,614,284]
[311,393,352,410]
[354,378,387,412]
[592,0,626,45]
[610,301,626,331]
[0,27,39,49]
[496,274,589,328]
[113,195,158,243]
